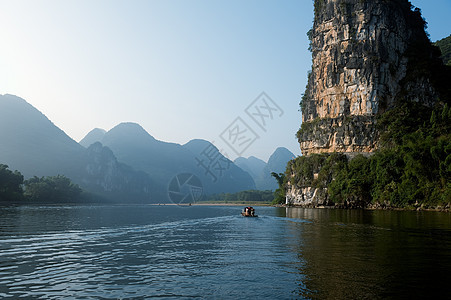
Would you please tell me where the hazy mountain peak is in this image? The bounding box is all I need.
[0,94,82,151]
[111,122,149,133]
[0,94,85,178]
[103,122,156,144]
[267,147,295,167]
[79,128,106,148]
[183,139,222,157]
[234,147,295,191]
[184,139,213,147]
[1,94,60,131]
[270,147,296,160]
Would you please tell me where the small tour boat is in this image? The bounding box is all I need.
[241,206,258,217]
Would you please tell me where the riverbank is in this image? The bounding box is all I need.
[279,203,451,212]
[193,201,272,206]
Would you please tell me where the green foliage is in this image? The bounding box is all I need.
[0,164,24,202]
[378,102,432,147]
[307,29,313,52]
[296,116,320,142]
[271,172,286,205]
[289,0,450,209]
[435,35,451,66]
[206,190,274,203]
[328,155,372,207]
[329,104,451,208]
[287,102,450,208]
[313,0,325,17]
[0,165,86,203]
[299,70,312,112]
[287,153,347,189]
[24,175,82,203]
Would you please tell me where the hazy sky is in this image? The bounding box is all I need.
[0,0,449,161]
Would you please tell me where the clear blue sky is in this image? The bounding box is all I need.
[0,0,449,161]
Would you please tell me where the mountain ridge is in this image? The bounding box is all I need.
[81,124,256,195]
[0,94,156,202]
[235,147,295,191]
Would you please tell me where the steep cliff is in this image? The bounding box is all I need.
[82,142,156,202]
[287,0,450,208]
[298,0,440,156]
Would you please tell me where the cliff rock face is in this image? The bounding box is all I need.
[288,0,443,206]
[82,142,155,201]
[299,0,436,156]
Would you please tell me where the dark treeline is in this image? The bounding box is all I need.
[0,164,88,203]
[205,190,274,203]
[435,34,451,66]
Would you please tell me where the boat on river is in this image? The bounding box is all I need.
[241,207,258,217]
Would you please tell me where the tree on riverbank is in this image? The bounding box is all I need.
[205,190,274,203]
[0,164,24,202]
[0,164,84,203]
[271,172,286,205]
[24,175,82,203]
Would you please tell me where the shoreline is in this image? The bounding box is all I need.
[279,204,451,212]
[1,201,449,212]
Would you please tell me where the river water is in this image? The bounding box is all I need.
[0,205,450,299]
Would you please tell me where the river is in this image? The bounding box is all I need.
[0,205,450,299]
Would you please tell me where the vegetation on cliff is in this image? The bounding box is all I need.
[271,172,286,204]
[287,0,451,209]
[435,35,451,67]
[286,103,450,209]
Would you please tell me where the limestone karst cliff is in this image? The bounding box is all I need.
[298,0,439,156]
[286,0,450,208]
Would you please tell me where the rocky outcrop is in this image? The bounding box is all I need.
[289,0,443,207]
[284,152,346,207]
[82,142,156,201]
[297,115,378,154]
[299,0,437,156]
[285,186,329,207]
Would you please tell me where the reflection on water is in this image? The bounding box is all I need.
[0,205,450,299]
[286,208,451,299]
[0,206,302,299]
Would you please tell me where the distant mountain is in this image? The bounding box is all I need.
[0,94,85,178]
[0,94,155,202]
[183,139,256,193]
[79,128,106,148]
[99,122,194,187]
[234,156,266,180]
[235,147,295,191]
[82,142,155,201]
[85,124,256,195]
